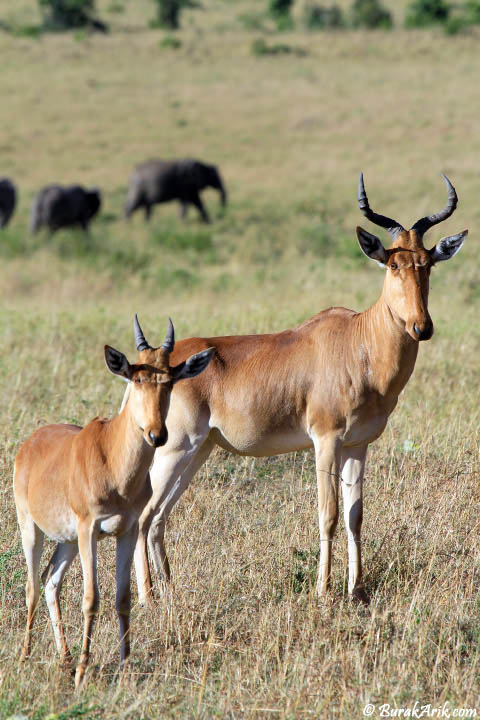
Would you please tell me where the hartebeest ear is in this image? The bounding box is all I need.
[429,230,468,263]
[356,226,388,265]
[171,347,215,383]
[104,345,133,380]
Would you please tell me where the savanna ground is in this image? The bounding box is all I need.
[0,1,479,718]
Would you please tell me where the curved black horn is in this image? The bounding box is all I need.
[358,173,404,240]
[133,314,151,352]
[411,174,458,238]
[161,317,175,353]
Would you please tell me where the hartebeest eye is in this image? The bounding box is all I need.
[390,262,398,271]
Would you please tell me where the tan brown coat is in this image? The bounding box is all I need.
[14,318,214,687]
[133,176,467,604]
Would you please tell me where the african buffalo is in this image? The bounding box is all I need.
[125,159,227,223]
[30,185,101,233]
[0,178,16,228]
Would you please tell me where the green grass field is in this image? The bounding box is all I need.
[0,1,479,718]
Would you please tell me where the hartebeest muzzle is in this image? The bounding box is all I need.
[147,428,168,448]
[413,320,433,341]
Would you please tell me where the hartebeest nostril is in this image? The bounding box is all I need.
[413,322,434,341]
[148,430,160,447]
[158,428,168,446]
[148,429,168,448]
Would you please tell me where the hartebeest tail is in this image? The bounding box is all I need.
[131,175,467,606]
[13,316,214,688]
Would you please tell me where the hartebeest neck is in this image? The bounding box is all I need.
[102,405,155,497]
[358,292,419,398]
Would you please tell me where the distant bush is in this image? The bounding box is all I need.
[151,0,198,30]
[443,14,465,32]
[152,0,182,29]
[303,4,344,29]
[268,0,294,16]
[9,23,43,37]
[268,0,295,30]
[38,0,106,30]
[463,0,480,23]
[404,0,451,28]
[251,37,306,55]
[237,11,265,31]
[350,0,393,28]
[107,1,124,12]
[160,33,182,48]
[440,0,480,33]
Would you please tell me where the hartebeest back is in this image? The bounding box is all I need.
[13,316,214,687]
[132,175,467,605]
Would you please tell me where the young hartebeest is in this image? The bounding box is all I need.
[132,175,467,605]
[13,316,214,687]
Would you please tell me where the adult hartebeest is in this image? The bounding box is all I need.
[133,175,467,605]
[13,317,214,687]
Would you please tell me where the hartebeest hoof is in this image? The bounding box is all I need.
[74,663,87,690]
[315,584,336,606]
[60,649,74,669]
[138,592,157,610]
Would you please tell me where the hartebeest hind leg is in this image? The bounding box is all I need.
[75,521,99,689]
[43,542,79,664]
[313,434,341,597]
[18,512,44,661]
[341,445,368,603]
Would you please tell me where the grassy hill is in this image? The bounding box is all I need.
[0,2,479,718]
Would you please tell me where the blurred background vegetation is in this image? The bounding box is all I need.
[6,0,480,34]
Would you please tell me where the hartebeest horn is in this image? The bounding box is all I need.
[358,173,404,240]
[161,317,175,353]
[411,174,458,238]
[134,314,151,352]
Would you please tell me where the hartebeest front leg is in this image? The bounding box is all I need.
[313,433,341,597]
[116,523,139,667]
[18,511,44,661]
[133,524,155,608]
[147,440,215,593]
[341,445,368,603]
[76,521,99,689]
[134,494,169,607]
[134,441,212,606]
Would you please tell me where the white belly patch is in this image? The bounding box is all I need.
[99,513,136,536]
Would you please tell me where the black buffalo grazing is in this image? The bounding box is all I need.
[30,185,101,233]
[125,159,227,223]
[0,178,17,228]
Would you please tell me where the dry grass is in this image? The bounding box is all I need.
[0,1,479,718]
